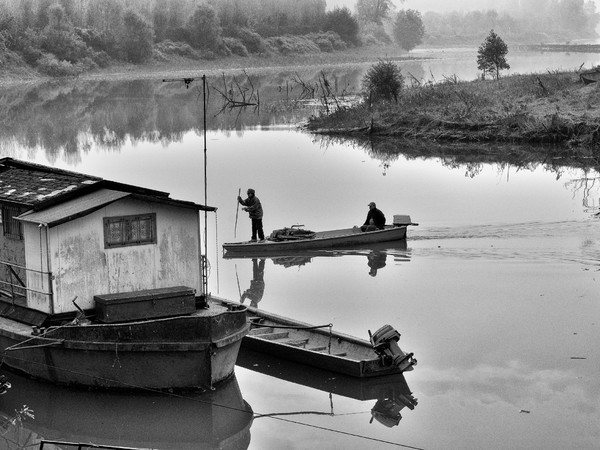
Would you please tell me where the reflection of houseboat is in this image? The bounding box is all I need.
[0,158,248,390]
[0,371,253,450]
[238,348,417,427]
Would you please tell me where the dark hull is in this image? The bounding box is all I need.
[0,304,249,390]
[223,225,408,255]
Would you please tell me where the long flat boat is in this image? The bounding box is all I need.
[213,297,416,378]
[0,291,249,391]
[223,215,417,256]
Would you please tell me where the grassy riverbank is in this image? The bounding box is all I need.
[306,70,600,151]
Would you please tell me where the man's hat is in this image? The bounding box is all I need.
[248,188,255,194]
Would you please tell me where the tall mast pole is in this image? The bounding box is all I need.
[202,75,208,297]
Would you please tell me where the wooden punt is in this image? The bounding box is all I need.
[223,219,417,256]
[212,297,416,378]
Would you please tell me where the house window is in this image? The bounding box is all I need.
[103,213,156,248]
[1,205,23,240]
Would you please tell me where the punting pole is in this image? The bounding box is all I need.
[234,188,241,238]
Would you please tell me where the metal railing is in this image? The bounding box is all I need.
[0,260,53,303]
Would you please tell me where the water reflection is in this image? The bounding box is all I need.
[227,241,411,279]
[324,135,600,176]
[237,349,417,428]
[240,258,266,307]
[0,69,357,159]
[0,371,253,450]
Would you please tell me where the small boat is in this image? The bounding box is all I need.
[223,215,417,255]
[0,291,249,391]
[213,297,416,378]
[580,70,600,84]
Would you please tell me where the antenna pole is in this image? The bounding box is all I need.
[202,75,209,297]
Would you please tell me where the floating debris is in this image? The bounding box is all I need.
[570,357,587,360]
[519,409,531,414]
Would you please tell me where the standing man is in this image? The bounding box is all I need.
[361,202,386,232]
[238,188,264,241]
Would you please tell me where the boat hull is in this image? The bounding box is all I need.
[213,298,415,378]
[223,225,408,255]
[0,305,249,390]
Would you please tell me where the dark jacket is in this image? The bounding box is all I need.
[239,195,263,219]
[364,208,386,229]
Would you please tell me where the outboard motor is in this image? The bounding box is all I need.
[369,325,416,372]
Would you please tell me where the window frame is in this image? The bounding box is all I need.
[1,205,24,240]
[103,213,157,249]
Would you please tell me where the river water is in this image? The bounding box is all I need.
[0,49,599,449]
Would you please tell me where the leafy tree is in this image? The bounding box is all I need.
[356,0,399,25]
[324,7,359,45]
[121,10,154,63]
[477,29,510,80]
[393,9,424,51]
[186,4,224,53]
[361,59,404,104]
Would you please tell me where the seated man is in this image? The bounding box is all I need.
[361,202,386,232]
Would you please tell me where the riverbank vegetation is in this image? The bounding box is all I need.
[0,0,598,81]
[306,68,600,153]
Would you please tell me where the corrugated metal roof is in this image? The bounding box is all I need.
[17,189,131,227]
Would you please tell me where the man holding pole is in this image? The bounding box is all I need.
[237,188,264,241]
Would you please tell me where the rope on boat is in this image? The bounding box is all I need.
[5,341,64,351]
[214,210,219,292]
[3,322,71,352]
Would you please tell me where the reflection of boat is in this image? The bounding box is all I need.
[0,371,253,450]
[223,216,417,255]
[213,298,416,378]
[225,240,410,265]
[237,348,417,427]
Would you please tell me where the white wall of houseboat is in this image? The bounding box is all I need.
[23,198,202,314]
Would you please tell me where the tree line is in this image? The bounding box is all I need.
[0,0,597,78]
[423,0,599,45]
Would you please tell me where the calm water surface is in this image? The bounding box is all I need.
[0,50,599,449]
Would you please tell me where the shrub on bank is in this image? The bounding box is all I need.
[154,40,201,60]
[223,37,248,57]
[37,54,85,77]
[266,35,320,55]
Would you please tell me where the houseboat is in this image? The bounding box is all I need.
[0,158,248,390]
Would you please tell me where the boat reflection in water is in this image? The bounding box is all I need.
[237,348,417,427]
[229,241,411,276]
[0,371,253,450]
